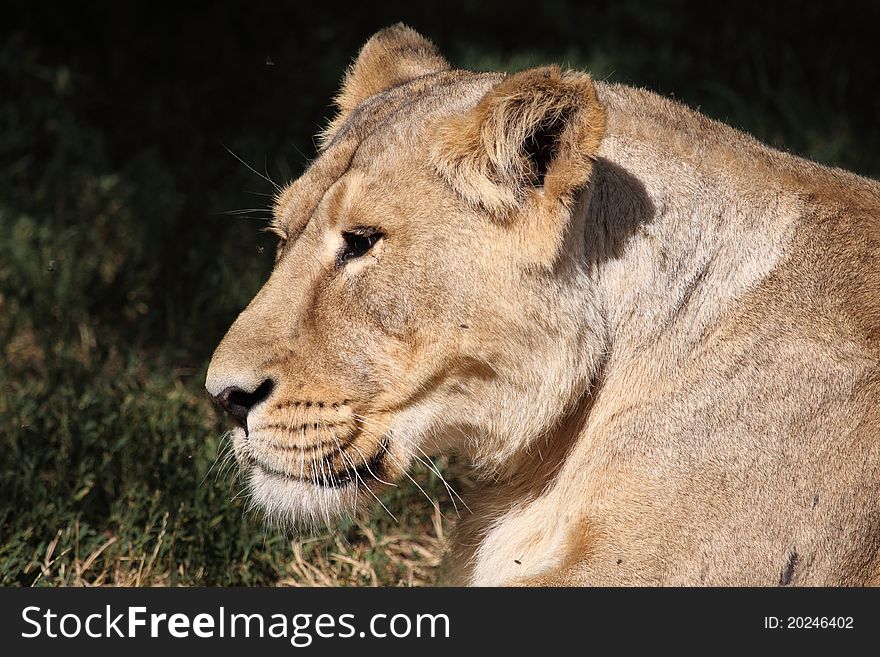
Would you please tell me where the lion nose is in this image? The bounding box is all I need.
[211,379,275,431]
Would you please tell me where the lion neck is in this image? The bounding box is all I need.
[493,86,800,478]
[584,84,800,382]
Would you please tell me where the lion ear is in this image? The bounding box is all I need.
[429,66,606,219]
[320,24,449,147]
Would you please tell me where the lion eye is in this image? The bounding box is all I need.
[339,229,383,265]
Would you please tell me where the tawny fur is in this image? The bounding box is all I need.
[207,24,880,586]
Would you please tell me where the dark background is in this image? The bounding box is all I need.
[2,1,879,585]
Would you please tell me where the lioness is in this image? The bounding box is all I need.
[206,24,880,585]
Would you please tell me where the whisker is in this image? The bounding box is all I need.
[299,425,307,483]
[389,430,468,517]
[379,440,443,515]
[317,406,338,492]
[216,208,273,216]
[263,155,279,190]
[352,412,469,516]
[230,483,251,503]
[329,427,397,523]
[222,142,282,192]
[200,430,233,488]
[215,446,238,483]
[353,421,441,513]
[308,448,333,527]
[290,141,313,169]
[310,448,320,487]
[347,440,398,488]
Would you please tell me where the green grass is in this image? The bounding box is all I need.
[2,2,879,586]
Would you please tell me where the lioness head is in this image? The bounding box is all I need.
[206,24,607,526]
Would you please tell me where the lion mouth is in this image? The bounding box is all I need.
[248,434,390,489]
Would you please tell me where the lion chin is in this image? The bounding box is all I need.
[245,463,360,530]
[207,24,880,586]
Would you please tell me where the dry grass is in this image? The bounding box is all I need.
[21,520,450,587]
[17,470,458,587]
[24,517,176,588]
[278,507,448,587]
